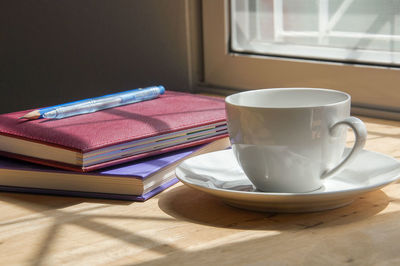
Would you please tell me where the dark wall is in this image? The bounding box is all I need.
[0,0,192,113]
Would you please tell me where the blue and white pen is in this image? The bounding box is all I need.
[20,85,165,120]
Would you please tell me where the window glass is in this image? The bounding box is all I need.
[231,0,400,65]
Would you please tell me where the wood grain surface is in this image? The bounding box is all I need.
[0,116,399,266]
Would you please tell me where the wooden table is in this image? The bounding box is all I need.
[1,116,400,266]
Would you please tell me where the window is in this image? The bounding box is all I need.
[202,0,400,119]
[231,0,400,66]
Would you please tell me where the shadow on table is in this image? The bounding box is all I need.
[0,192,177,266]
[158,185,390,231]
[0,184,396,266]
[150,184,400,266]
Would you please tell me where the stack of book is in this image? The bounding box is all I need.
[0,91,230,201]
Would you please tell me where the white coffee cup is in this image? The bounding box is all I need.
[225,88,367,193]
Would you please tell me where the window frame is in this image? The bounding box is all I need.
[201,0,400,120]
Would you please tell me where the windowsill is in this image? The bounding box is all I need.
[195,85,400,121]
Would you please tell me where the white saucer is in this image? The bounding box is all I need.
[175,148,400,212]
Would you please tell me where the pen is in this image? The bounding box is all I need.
[20,85,165,120]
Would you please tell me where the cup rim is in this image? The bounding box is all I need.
[225,88,351,109]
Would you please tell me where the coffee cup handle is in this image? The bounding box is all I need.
[321,117,367,179]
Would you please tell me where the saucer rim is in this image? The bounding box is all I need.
[175,148,400,198]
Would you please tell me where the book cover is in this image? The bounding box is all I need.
[0,91,228,171]
[0,179,179,202]
[0,137,230,201]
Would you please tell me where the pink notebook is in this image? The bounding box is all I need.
[0,91,228,172]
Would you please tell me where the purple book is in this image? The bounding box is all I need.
[0,137,230,201]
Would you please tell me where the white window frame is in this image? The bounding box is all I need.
[201,0,400,120]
